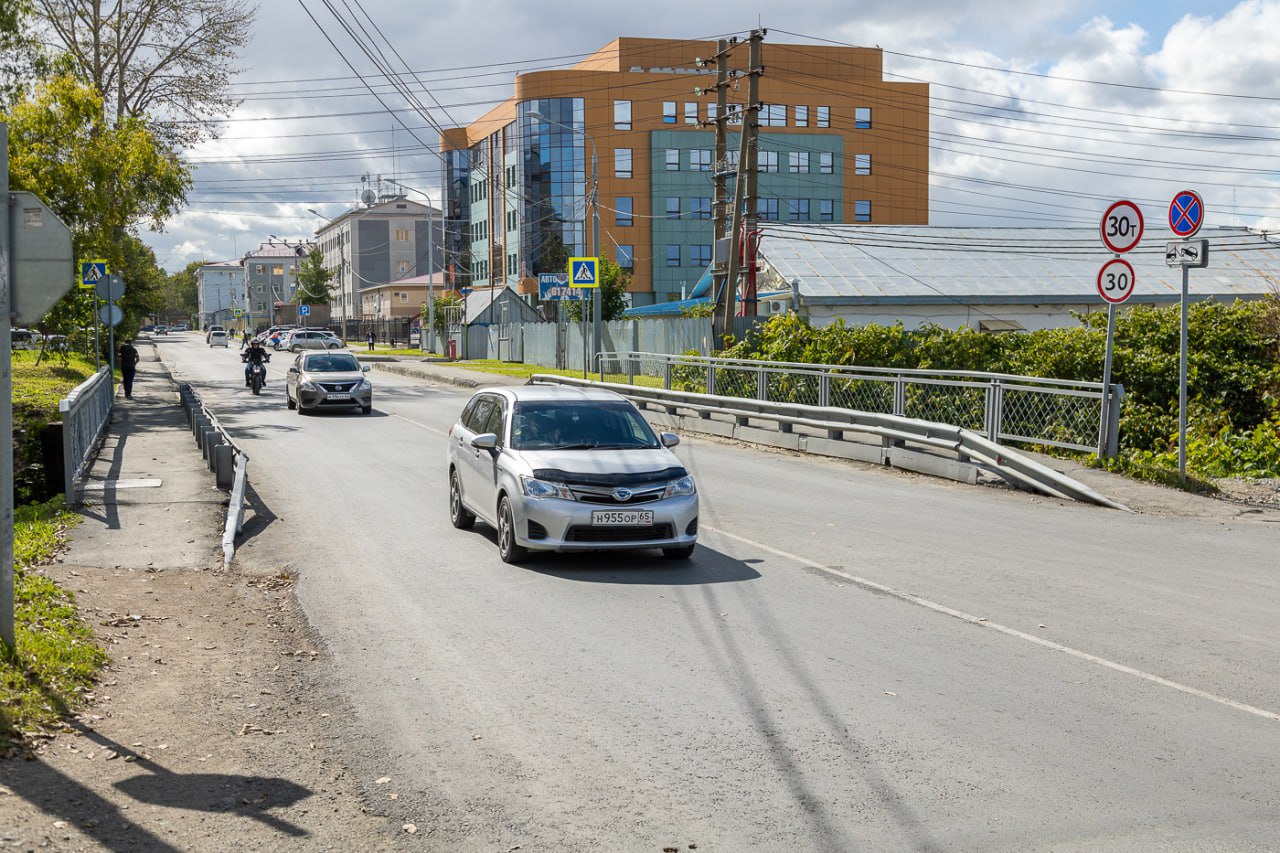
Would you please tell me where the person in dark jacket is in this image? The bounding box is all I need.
[119,339,140,399]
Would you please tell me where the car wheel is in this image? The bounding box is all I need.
[286,393,296,410]
[662,544,696,560]
[361,404,372,415]
[449,469,475,530]
[496,496,528,564]
[296,401,307,415]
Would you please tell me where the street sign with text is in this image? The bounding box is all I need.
[1100,200,1144,254]
[1097,258,1136,304]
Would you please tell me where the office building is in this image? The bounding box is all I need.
[439,36,929,308]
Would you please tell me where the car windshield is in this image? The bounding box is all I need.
[303,354,361,372]
[510,400,660,450]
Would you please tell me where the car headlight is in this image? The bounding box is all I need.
[663,475,697,498]
[356,379,372,391]
[298,380,318,391]
[520,475,573,500]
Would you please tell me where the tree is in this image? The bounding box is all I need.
[162,260,202,318]
[0,0,45,107]
[32,0,256,146]
[296,247,336,305]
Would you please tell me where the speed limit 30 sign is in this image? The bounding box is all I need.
[1097,258,1136,304]
[1101,200,1144,253]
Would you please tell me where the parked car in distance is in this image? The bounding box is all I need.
[447,385,698,564]
[205,324,226,343]
[208,330,230,347]
[282,329,343,352]
[154,325,168,335]
[172,324,188,332]
[285,350,372,415]
[11,328,38,349]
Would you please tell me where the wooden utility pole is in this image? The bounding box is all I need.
[718,29,764,341]
[709,39,731,322]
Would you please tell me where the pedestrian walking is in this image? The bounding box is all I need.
[367,330,375,352]
[119,339,140,399]
[241,330,252,350]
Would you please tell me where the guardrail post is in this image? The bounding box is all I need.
[819,370,830,408]
[214,445,235,487]
[757,367,768,402]
[663,359,672,391]
[706,364,715,396]
[893,376,906,418]
[991,380,1005,444]
[985,381,997,442]
[1105,384,1125,458]
[626,352,636,385]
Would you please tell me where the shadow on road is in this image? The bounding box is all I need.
[509,541,762,585]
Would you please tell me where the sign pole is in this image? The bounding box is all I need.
[2,123,14,650]
[1178,263,1189,483]
[1099,301,1117,458]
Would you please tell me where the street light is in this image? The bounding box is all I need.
[528,110,601,375]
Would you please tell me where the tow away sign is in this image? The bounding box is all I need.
[1166,239,1209,268]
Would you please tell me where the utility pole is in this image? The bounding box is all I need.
[706,39,732,331]
[718,29,764,342]
[2,123,13,649]
[741,32,763,320]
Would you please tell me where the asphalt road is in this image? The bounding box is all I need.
[160,335,1280,852]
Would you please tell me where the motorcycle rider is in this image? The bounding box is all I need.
[242,339,269,386]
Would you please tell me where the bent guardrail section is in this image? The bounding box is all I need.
[176,383,251,566]
[59,367,114,502]
[532,374,1130,512]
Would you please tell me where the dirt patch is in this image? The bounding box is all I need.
[0,561,412,851]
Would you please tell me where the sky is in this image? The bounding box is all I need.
[148,0,1278,272]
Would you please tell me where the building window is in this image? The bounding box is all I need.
[665,148,680,171]
[726,150,739,168]
[684,102,698,125]
[666,244,681,267]
[794,105,808,127]
[817,106,830,128]
[707,103,719,121]
[616,244,634,269]
[855,200,872,222]
[855,153,871,175]
[614,148,632,178]
[690,244,711,267]
[819,152,834,174]
[788,199,810,221]
[690,149,711,171]
[614,99,631,130]
[399,291,409,303]
[255,265,263,274]
[663,101,676,123]
[758,151,778,173]
[855,107,872,129]
[615,196,633,227]
[394,228,410,241]
[398,261,409,274]
[819,199,835,221]
[788,151,809,174]
[761,104,786,127]
[666,197,681,219]
[691,197,711,220]
[757,198,779,221]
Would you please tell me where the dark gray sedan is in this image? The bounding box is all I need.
[285,350,373,415]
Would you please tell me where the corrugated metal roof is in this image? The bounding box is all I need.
[758,225,1280,305]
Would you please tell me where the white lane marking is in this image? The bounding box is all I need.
[704,524,1280,722]
[391,411,449,436]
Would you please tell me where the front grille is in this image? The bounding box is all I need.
[319,381,357,392]
[564,523,674,543]
[527,520,548,540]
[573,487,665,506]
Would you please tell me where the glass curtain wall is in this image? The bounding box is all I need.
[517,98,586,279]
[443,147,471,289]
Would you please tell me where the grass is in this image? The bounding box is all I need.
[1,498,106,746]
[10,350,101,413]
[443,359,665,388]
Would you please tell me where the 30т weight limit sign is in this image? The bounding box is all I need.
[1097,258,1136,304]
[1100,200,1144,254]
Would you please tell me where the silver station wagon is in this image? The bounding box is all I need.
[447,385,698,563]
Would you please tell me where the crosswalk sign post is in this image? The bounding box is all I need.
[568,258,599,378]
[80,259,108,289]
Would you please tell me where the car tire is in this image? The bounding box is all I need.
[449,470,475,530]
[662,545,696,560]
[296,401,307,415]
[496,496,528,564]
[286,394,296,410]
[361,404,372,415]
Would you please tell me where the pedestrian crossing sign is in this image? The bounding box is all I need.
[79,259,108,289]
[568,257,599,288]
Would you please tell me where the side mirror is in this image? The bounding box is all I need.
[660,432,680,448]
[362,365,371,372]
[287,366,299,374]
[471,433,498,450]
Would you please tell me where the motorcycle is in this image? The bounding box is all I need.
[242,352,270,395]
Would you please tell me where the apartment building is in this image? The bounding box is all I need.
[439,36,929,308]
[196,259,245,330]
[241,241,312,329]
[312,197,444,325]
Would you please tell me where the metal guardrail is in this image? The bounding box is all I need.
[598,352,1125,458]
[176,384,250,566]
[59,367,114,502]
[533,374,1130,511]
